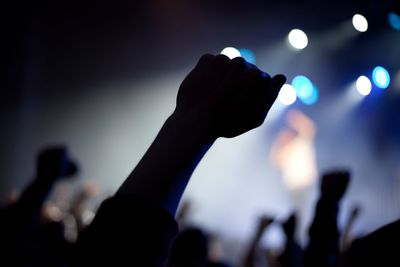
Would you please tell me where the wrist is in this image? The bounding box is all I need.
[35,172,57,182]
[167,111,217,145]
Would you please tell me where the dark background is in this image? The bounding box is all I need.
[1,0,400,257]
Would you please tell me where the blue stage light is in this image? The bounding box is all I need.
[238,48,256,64]
[302,86,319,105]
[291,75,318,105]
[292,75,313,99]
[388,12,400,30]
[372,66,390,89]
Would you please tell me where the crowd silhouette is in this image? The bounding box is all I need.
[2,54,400,267]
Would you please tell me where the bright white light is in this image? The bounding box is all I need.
[278,84,297,105]
[352,14,368,32]
[356,76,372,95]
[220,47,241,59]
[288,29,308,50]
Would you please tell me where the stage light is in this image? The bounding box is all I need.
[278,84,297,106]
[372,66,390,89]
[292,75,313,99]
[352,14,368,32]
[356,75,372,95]
[388,12,400,30]
[220,47,241,59]
[238,48,256,64]
[302,86,319,105]
[288,29,308,50]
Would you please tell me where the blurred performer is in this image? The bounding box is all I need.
[270,109,317,241]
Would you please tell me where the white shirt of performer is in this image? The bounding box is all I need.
[271,110,317,191]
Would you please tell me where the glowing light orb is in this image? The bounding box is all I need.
[388,12,400,31]
[238,48,256,64]
[292,75,313,99]
[372,66,390,89]
[352,14,368,32]
[356,75,372,95]
[288,29,308,50]
[302,86,319,105]
[220,47,241,59]
[278,84,297,105]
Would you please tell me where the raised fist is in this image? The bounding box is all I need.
[258,215,274,232]
[174,54,286,140]
[36,145,78,180]
[320,170,351,201]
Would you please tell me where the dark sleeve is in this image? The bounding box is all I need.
[343,219,400,267]
[0,179,56,266]
[71,195,178,267]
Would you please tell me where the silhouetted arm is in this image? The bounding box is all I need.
[341,205,361,252]
[73,54,286,267]
[3,146,77,266]
[11,146,77,220]
[304,171,350,267]
[116,112,213,216]
[241,216,273,267]
[116,54,286,216]
[278,214,304,267]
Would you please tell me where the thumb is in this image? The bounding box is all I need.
[272,74,286,91]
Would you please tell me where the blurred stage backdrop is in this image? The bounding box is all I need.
[1,0,400,262]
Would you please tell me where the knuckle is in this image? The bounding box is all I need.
[261,71,271,79]
[197,54,215,66]
[215,54,231,63]
[231,56,246,67]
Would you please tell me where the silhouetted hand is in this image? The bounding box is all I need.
[257,215,274,233]
[282,213,297,240]
[174,54,286,140]
[320,170,350,201]
[36,146,78,181]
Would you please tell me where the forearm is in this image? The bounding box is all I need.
[306,197,340,267]
[242,226,267,267]
[309,197,339,245]
[117,54,284,216]
[341,218,356,250]
[116,113,214,216]
[13,177,55,219]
